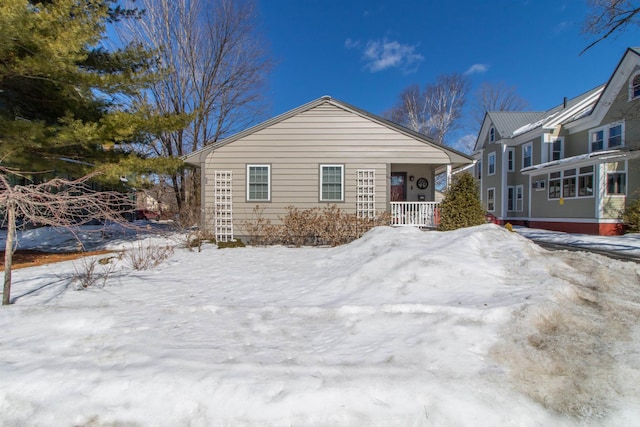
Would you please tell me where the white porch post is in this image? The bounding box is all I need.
[445,164,452,190]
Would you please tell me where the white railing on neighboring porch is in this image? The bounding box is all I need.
[390,202,440,228]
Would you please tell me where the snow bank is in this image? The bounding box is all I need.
[0,224,638,426]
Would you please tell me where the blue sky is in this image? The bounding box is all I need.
[256,0,640,145]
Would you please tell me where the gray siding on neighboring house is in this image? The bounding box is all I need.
[202,103,452,233]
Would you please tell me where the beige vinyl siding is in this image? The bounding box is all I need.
[202,103,451,231]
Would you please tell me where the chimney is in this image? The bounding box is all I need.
[563,97,567,108]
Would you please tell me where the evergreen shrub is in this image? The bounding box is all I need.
[438,172,486,231]
[623,194,640,233]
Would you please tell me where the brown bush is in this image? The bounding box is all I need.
[241,205,390,247]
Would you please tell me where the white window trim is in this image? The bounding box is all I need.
[549,137,564,161]
[577,166,595,198]
[522,142,533,169]
[605,162,627,197]
[507,148,515,172]
[507,186,515,212]
[589,122,625,153]
[246,164,271,202]
[488,152,496,176]
[629,71,640,101]
[320,164,345,202]
[515,184,524,212]
[487,187,495,212]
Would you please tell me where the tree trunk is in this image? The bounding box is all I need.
[3,202,16,305]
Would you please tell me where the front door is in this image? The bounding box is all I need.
[391,172,407,202]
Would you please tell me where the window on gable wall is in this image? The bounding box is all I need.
[590,122,624,152]
[247,165,271,201]
[320,165,344,201]
[630,72,640,100]
[490,126,495,143]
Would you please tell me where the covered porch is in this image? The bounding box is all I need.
[387,163,454,228]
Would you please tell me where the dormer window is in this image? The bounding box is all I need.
[630,72,640,101]
[489,126,495,143]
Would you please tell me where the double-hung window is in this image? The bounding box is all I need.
[578,166,594,197]
[320,165,344,201]
[606,163,627,196]
[515,185,524,212]
[630,72,640,100]
[488,152,496,176]
[590,122,624,152]
[507,148,515,172]
[487,188,495,212]
[608,124,623,148]
[550,138,563,161]
[522,143,532,168]
[477,160,482,180]
[507,186,515,211]
[548,172,561,199]
[562,169,576,198]
[247,165,271,201]
[490,126,495,143]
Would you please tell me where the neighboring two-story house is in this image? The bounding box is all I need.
[473,48,640,235]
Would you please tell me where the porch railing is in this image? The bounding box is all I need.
[390,202,440,228]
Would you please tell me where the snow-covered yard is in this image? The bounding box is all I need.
[1,224,639,426]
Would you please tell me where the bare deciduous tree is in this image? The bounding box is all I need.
[472,81,529,130]
[386,73,470,145]
[118,0,272,217]
[1,168,133,305]
[582,0,640,54]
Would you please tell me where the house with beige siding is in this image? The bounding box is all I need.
[473,48,640,235]
[183,96,473,241]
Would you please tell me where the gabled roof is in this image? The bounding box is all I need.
[568,47,640,131]
[475,83,605,152]
[487,111,545,138]
[183,96,473,167]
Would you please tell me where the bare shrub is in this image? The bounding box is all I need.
[241,205,280,246]
[124,242,175,270]
[241,205,391,247]
[72,256,120,290]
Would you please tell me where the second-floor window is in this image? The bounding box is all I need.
[507,148,515,172]
[630,72,640,101]
[550,138,563,161]
[590,122,624,152]
[522,142,532,168]
[488,152,496,175]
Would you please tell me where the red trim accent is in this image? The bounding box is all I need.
[526,221,624,236]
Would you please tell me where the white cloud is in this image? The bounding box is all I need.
[344,38,360,49]
[464,63,489,75]
[347,37,424,74]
